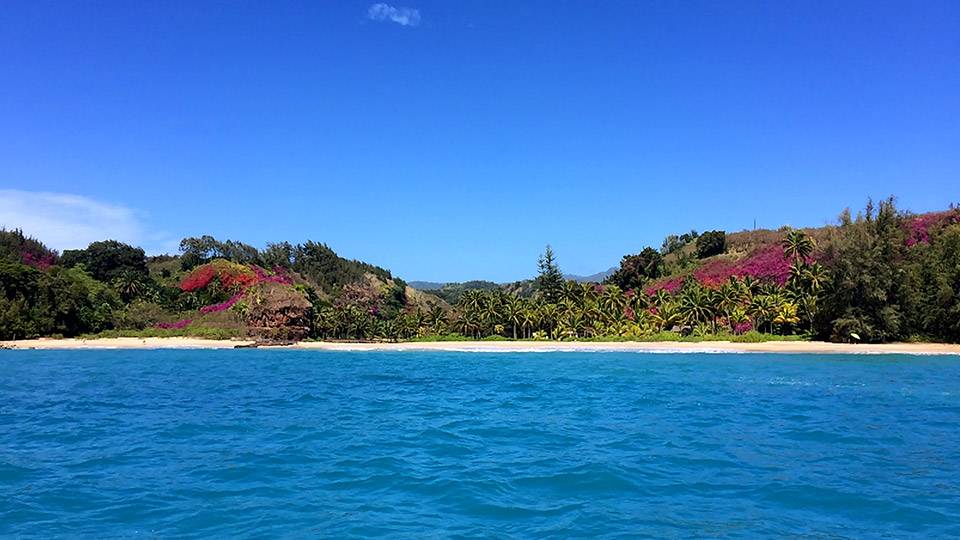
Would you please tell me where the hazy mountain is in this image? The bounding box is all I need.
[410,266,618,293]
[563,267,617,283]
[408,281,446,290]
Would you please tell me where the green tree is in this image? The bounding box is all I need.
[679,283,715,330]
[747,294,776,334]
[912,223,960,341]
[536,245,564,303]
[606,247,663,291]
[782,229,815,262]
[34,266,121,336]
[821,197,913,342]
[60,240,149,283]
[427,306,447,335]
[113,271,146,302]
[696,230,726,259]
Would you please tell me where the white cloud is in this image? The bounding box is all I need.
[368,3,420,26]
[0,190,147,253]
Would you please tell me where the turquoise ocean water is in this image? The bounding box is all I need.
[1,349,959,538]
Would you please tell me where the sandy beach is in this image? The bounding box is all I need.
[0,337,252,349]
[2,337,959,354]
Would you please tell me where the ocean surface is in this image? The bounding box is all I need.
[1,349,959,538]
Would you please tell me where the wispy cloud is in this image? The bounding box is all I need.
[368,3,420,27]
[0,190,147,253]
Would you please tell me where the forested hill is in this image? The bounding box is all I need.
[175,236,396,297]
[598,198,960,342]
[411,268,616,298]
[0,231,446,340]
[2,198,959,344]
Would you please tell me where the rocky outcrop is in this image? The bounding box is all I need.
[246,281,312,341]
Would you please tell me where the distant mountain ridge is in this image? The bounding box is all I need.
[409,267,616,292]
[563,267,617,283]
[408,281,446,290]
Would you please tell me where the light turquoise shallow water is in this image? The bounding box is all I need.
[1,349,959,538]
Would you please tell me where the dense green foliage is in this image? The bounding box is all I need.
[605,247,663,291]
[660,229,699,255]
[178,236,394,296]
[696,230,727,259]
[2,198,959,344]
[0,234,405,340]
[0,263,120,339]
[820,198,960,342]
[423,280,500,305]
[60,240,149,283]
[536,245,564,304]
[0,228,58,268]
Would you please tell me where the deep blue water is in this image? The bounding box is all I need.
[2,349,959,538]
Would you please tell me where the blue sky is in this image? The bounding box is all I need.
[1,1,958,282]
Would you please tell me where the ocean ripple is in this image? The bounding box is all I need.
[2,349,959,537]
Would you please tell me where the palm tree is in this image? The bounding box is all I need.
[794,261,830,332]
[651,288,672,310]
[600,285,627,320]
[649,299,680,332]
[782,229,815,262]
[741,275,762,296]
[427,306,447,335]
[713,281,745,329]
[803,262,830,295]
[482,296,503,336]
[350,310,372,340]
[502,297,523,339]
[580,282,599,306]
[556,310,585,339]
[679,285,715,331]
[747,295,776,334]
[411,309,426,338]
[728,307,750,334]
[459,289,484,313]
[561,280,581,307]
[787,259,807,290]
[313,307,334,339]
[113,271,144,302]
[628,288,650,314]
[582,301,603,337]
[392,314,410,339]
[773,301,801,332]
[383,318,402,342]
[456,310,482,339]
[538,302,559,339]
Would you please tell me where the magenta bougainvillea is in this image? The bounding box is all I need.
[22,251,56,270]
[157,318,193,330]
[645,276,683,295]
[731,320,753,334]
[197,293,244,317]
[693,245,794,288]
[905,211,959,246]
[158,264,294,329]
[254,267,293,285]
[180,265,217,292]
[645,244,799,293]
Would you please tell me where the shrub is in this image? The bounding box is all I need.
[180,265,217,292]
[639,331,684,342]
[696,230,727,259]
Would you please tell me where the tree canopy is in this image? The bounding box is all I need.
[536,245,564,303]
[696,230,727,259]
[60,240,149,283]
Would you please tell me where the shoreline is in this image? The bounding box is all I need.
[2,337,960,355]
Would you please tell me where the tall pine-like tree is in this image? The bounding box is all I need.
[536,245,563,303]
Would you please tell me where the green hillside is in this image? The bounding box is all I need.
[2,197,959,343]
